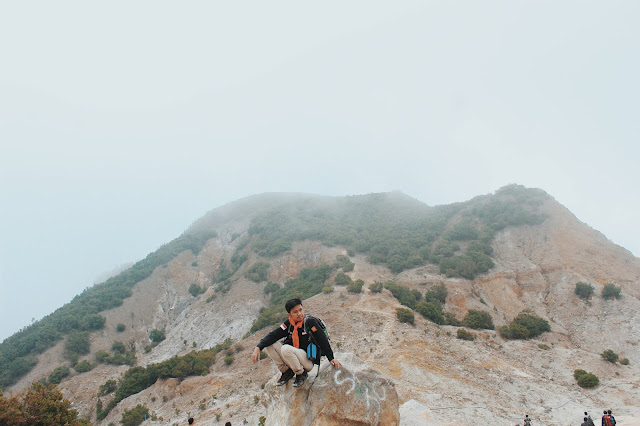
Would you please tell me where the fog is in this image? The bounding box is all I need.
[1,1,639,341]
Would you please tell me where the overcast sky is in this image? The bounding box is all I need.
[1,1,638,342]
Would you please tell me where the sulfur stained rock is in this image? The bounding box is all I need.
[264,352,399,426]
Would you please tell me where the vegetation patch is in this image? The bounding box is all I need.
[48,366,70,385]
[601,349,619,363]
[498,312,550,340]
[396,308,415,325]
[347,279,364,294]
[189,283,207,297]
[462,310,495,330]
[247,186,545,278]
[97,341,230,420]
[369,282,384,293]
[601,283,622,300]
[246,262,270,282]
[456,329,475,341]
[334,255,355,272]
[384,281,422,309]
[574,369,599,388]
[120,404,149,426]
[0,382,90,425]
[73,360,94,373]
[0,230,217,389]
[574,282,594,300]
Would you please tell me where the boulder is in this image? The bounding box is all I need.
[264,352,399,426]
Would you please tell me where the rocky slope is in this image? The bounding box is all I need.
[9,188,640,425]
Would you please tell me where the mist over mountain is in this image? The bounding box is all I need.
[1,185,638,425]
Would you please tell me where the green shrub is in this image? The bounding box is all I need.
[263,282,280,294]
[347,279,364,294]
[396,308,415,325]
[334,273,352,286]
[538,344,550,350]
[95,350,110,364]
[499,312,550,340]
[573,369,587,380]
[620,358,630,365]
[425,283,447,304]
[149,329,166,344]
[73,360,94,373]
[577,372,599,388]
[415,301,444,325]
[224,355,234,365]
[369,282,383,293]
[384,281,422,309]
[246,262,270,282]
[601,349,619,363]
[456,329,475,341]
[120,404,149,426]
[116,323,126,332]
[111,341,126,354]
[189,283,206,297]
[48,366,70,384]
[602,283,622,300]
[575,282,594,300]
[444,312,461,326]
[335,255,355,272]
[462,310,494,330]
[64,331,91,360]
[322,286,334,294]
[98,379,117,396]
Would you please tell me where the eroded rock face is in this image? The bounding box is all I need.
[264,352,399,426]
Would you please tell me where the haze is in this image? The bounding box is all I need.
[1,1,638,342]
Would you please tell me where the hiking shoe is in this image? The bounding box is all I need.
[293,371,308,387]
[276,368,294,386]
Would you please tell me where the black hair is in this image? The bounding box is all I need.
[285,298,302,313]
[188,418,194,425]
[608,410,612,415]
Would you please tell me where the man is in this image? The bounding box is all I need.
[251,298,341,387]
[608,410,616,425]
[524,414,532,425]
[602,410,612,426]
[584,412,595,426]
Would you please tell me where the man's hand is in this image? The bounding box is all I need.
[330,359,341,369]
[252,347,261,364]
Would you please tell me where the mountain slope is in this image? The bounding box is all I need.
[4,185,639,425]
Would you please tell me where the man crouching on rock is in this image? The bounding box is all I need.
[251,298,342,387]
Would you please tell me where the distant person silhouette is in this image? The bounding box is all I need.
[188,418,194,425]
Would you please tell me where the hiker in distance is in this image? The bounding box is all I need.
[251,298,341,387]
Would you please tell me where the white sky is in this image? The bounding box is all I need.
[1,1,638,342]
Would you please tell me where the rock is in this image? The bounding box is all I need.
[264,352,400,426]
[399,399,436,425]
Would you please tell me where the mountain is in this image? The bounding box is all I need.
[2,185,639,425]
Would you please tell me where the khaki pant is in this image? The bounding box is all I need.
[264,341,314,375]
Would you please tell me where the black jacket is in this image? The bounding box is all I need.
[257,315,334,363]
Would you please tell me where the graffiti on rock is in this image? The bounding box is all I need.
[333,369,387,409]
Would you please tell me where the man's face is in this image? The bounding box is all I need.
[289,304,304,323]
